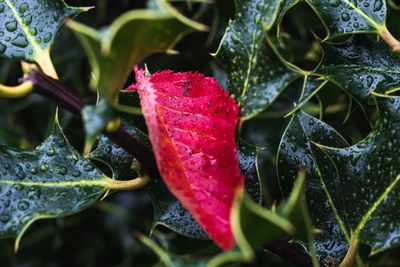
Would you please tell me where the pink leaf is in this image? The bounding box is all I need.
[129,66,244,250]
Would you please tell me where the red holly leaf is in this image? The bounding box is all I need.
[129,66,244,250]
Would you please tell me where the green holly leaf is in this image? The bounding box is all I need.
[317,97,400,255]
[315,35,400,116]
[0,117,115,251]
[215,0,300,120]
[90,121,263,240]
[0,0,87,73]
[208,173,313,267]
[278,0,387,38]
[82,98,117,149]
[68,8,190,100]
[277,111,350,261]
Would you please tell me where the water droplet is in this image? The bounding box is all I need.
[341,12,350,22]
[46,147,55,156]
[11,34,29,48]
[83,163,94,172]
[29,27,37,36]
[373,0,383,11]
[43,32,52,43]
[72,170,81,177]
[0,42,6,54]
[58,167,67,175]
[329,0,341,7]
[0,4,4,13]
[5,21,17,32]
[0,214,10,223]
[58,139,66,147]
[18,201,30,211]
[19,3,29,13]
[71,153,79,163]
[30,167,38,174]
[40,163,49,172]
[366,75,374,87]
[22,14,32,26]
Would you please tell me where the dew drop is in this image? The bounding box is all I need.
[5,21,17,32]
[40,163,49,172]
[18,200,30,211]
[29,27,37,36]
[71,153,79,163]
[22,14,32,25]
[58,167,67,175]
[43,32,52,43]
[0,214,10,223]
[373,0,383,11]
[0,42,6,54]
[341,12,350,22]
[72,170,81,177]
[19,3,29,13]
[329,0,341,7]
[366,75,374,87]
[30,167,38,174]
[58,138,66,147]
[11,34,29,48]
[83,163,94,172]
[46,147,55,156]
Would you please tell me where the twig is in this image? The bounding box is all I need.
[26,70,160,179]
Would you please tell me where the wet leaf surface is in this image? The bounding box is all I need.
[315,36,400,116]
[318,97,400,255]
[0,0,86,62]
[0,118,107,248]
[278,111,350,261]
[278,0,387,37]
[215,0,300,120]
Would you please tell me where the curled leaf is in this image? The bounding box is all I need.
[129,67,244,250]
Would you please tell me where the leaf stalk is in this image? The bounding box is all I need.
[27,70,160,179]
[339,236,360,267]
[380,27,400,53]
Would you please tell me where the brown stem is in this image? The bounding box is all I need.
[26,70,160,179]
[380,28,400,53]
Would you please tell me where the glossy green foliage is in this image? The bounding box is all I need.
[278,0,387,37]
[215,0,300,120]
[316,36,400,115]
[278,112,350,261]
[69,8,189,99]
[0,119,107,249]
[0,0,85,61]
[319,97,400,255]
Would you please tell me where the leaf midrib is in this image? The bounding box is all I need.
[5,0,45,56]
[0,178,108,188]
[298,114,351,242]
[354,174,400,237]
